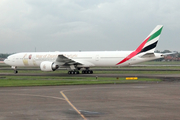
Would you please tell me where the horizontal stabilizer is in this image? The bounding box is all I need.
[140,53,155,58]
[161,52,178,57]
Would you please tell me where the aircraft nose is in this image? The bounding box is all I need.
[4,59,7,64]
[4,59,10,65]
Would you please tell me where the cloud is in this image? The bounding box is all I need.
[0,0,180,52]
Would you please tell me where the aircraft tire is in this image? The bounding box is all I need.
[82,70,93,74]
[14,70,18,74]
[90,70,93,74]
[68,71,80,74]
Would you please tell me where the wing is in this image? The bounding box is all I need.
[55,55,82,66]
[55,54,95,68]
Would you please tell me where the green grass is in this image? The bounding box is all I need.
[0,62,178,87]
[1,69,180,74]
[0,76,161,87]
[21,69,180,74]
[2,63,180,74]
[94,70,180,74]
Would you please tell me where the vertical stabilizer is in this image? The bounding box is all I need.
[116,25,163,65]
[138,25,163,54]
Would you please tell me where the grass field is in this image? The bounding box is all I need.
[1,69,180,75]
[1,67,180,74]
[0,76,161,87]
[0,61,179,87]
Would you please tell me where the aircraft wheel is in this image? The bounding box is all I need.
[84,70,87,74]
[68,71,80,74]
[14,70,18,74]
[68,71,72,74]
[82,70,93,74]
[90,70,93,74]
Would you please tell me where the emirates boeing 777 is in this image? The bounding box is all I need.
[4,25,165,74]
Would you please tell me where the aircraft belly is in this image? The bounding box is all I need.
[93,59,120,67]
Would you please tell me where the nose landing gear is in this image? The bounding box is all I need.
[14,70,18,74]
[12,66,18,74]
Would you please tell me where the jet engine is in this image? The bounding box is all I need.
[40,61,59,71]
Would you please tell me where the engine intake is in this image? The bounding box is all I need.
[40,61,59,72]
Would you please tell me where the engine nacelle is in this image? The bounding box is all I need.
[40,61,59,72]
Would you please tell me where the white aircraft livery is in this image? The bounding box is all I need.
[4,25,164,74]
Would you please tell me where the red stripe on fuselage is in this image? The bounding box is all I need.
[116,36,150,65]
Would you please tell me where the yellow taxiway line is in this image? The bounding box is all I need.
[60,91,87,120]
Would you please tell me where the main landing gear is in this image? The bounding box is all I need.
[82,70,93,74]
[67,68,93,74]
[68,71,80,74]
[82,68,93,74]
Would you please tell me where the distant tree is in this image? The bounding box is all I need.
[177,53,180,57]
[162,50,171,53]
[155,50,161,53]
[0,53,11,58]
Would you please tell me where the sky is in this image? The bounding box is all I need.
[0,0,180,53]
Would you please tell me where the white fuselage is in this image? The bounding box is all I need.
[4,51,163,69]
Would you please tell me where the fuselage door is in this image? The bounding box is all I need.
[95,55,100,61]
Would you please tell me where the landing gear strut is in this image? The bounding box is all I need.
[67,67,93,74]
[68,65,80,74]
[82,68,93,74]
[12,66,18,74]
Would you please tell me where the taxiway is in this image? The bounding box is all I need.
[0,83,180,120]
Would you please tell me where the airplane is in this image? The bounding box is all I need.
[4,25,164,74]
